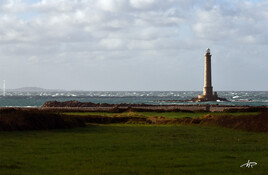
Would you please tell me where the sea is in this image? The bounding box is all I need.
[0,91,267,107]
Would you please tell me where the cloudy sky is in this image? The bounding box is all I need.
[0,0,267,91]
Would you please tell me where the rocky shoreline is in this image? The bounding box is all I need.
[41,100,268,112]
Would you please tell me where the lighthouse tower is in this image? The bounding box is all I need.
[203,48,213,97]
[197,48,219,101]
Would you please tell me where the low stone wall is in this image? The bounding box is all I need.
[1,105,267,113]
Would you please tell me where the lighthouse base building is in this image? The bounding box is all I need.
[197,92,219,102]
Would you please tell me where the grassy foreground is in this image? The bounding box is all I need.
[1,124,268,175]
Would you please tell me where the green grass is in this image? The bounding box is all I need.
[0,125,267,175]
[63,111,260,119]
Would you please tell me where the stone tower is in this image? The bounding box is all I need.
[197,48,219,101]
[203,48,213,97]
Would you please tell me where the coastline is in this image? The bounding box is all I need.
[1,103,267,112]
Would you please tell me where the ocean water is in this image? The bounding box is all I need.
[0,91,267,107]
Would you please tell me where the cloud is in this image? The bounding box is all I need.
[130,0,157,10]
[0,0,29,13]
[192,1,268,45]
[0,0,267,90]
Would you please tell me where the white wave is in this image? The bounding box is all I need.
[52,93,59,97]
[233,96,240,99]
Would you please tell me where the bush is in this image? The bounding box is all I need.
[0,109,85,131]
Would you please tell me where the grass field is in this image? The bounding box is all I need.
[1,124,267,175]
[63,111,260,118]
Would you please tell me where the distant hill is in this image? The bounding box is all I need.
[9,87,65,92]
[13,87,46,92]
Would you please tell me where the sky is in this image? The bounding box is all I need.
[0,0,267,91]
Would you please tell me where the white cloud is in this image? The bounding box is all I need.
[100,38,124,49]
[192,1,268,45]
[95,0,130,12]
[0,0,29,13]
[130,0,156,9]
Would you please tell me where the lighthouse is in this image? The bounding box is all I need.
[203,48,213,97]
[197,48,225,102]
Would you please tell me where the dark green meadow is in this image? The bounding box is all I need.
[1,124,268,175]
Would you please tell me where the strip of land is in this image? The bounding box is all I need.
[0,101,268,132]
[42,100,268,112]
